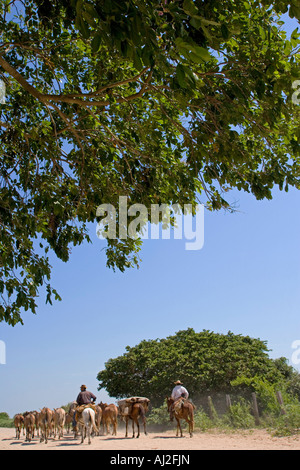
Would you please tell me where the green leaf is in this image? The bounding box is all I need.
[182,0,199,16]
[78,16,90,39]
[176,64,187,88]
[175,38,212,62]
[221,24,230,40]
[91,33,101,53]
[176,64,196,88]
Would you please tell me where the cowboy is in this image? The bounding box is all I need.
[73,385,96,427]
[169,380,189,421]
[76,384,97,406]
[171,380,189,400]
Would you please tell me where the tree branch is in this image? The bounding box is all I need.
[0,54,153,108]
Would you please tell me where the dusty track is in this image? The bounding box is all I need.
[1,427,300,450]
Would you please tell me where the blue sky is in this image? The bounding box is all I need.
[1,185,299,418]
[0,14,300,419]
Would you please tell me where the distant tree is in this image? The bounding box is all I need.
[0,412,13,427]
[97,328,284,406]
[273,357,300,400]
[1,1,300,324]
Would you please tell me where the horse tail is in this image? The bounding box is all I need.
[45,409,51,428]
[89,409,98,434]
[138,404,146,421]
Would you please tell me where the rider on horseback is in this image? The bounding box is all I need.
[169,380,189,421]
[76,384,97,406]
[73,385,97,427]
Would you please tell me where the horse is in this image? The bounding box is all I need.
[77,407,98,445]
[166,397,195,437]
[98,402,118,436]
[39,407,54,443]
[14,414,24,439]
[94,404,102,436]
[65,412,73,434]
[66,402,78,436]
[33,411,40,438]
[53,407,66,439]
[124,402,148,438]
[24,412,35,442]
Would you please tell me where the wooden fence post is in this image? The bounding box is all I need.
[251,392,260,425]
[207,396,217,421]
[225,394,232,410]
[276,391,286,415]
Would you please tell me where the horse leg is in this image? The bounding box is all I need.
[175,418,179,437]
[176,418,182,437]
[136,418,140,438]
[189,418,194,437]
[79,424,83,443]
[87,424,91,444]
[125,417,128,438]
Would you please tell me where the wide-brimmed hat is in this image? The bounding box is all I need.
[80,384,87,390]
[174,380,183,385]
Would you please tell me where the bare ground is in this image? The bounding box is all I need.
[1,427,300,450]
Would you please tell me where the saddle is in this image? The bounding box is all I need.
[75,403,96,422]
[118,397,150,417]
[174,398,186,413]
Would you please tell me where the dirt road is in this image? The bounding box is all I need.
[1,427,300,450]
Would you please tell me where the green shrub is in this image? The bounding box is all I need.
[194,408,215,431]
[147,405,173,430]
[221,399,255,429]
[0,412,14,428]
[272,403,300,436]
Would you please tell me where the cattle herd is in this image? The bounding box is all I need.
[12,398,149,445]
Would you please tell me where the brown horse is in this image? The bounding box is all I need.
[66,402,81,437]
[24,412,35,442]
[39,407,54,443]
[124,402,148,438]
[99,402,118,436]
[166,397,195,437]
[14,414,24,439]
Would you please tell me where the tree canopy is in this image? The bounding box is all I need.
[96,328,288,406]
[0,0,300,324]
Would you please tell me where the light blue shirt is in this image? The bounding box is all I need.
[171,385,189,400]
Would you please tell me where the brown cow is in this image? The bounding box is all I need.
[39,407,53,443]
[24,412,35,442]
[99,402,118,436]
[14,414,24,439]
